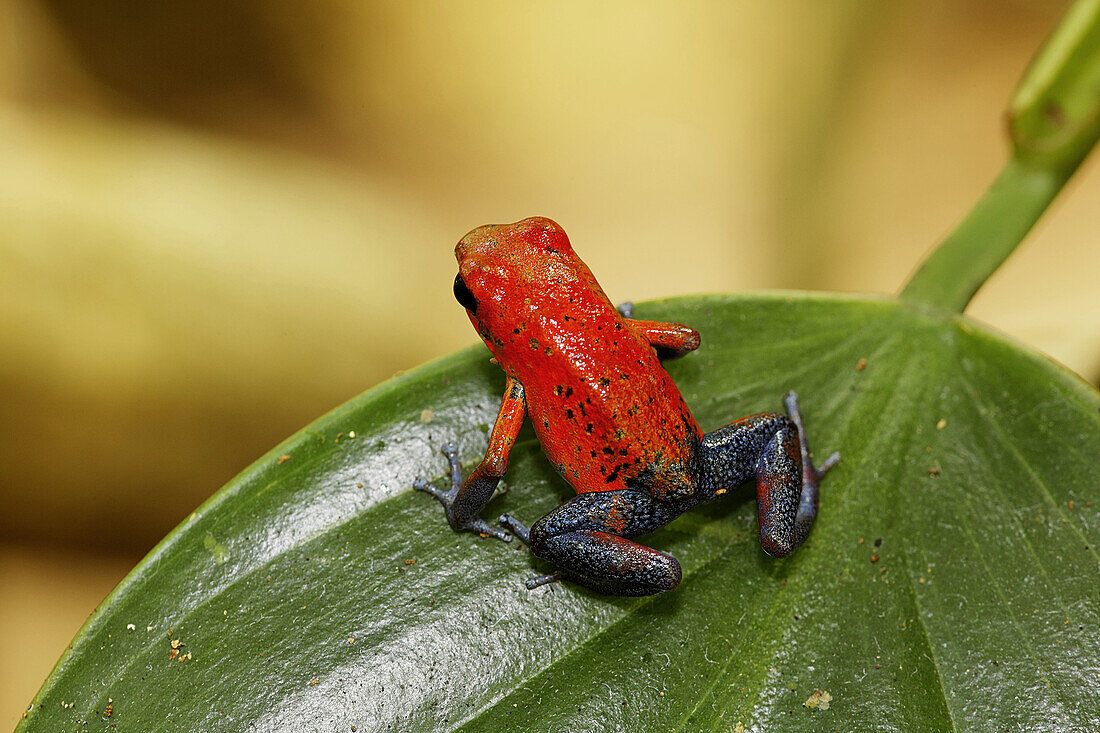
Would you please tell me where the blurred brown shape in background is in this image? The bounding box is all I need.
[1,0,1096,725]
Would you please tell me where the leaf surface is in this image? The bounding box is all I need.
[18,294,1100,731]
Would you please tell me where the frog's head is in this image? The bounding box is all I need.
[452,216,574,318]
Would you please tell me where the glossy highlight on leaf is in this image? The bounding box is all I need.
[17,294,1099,731]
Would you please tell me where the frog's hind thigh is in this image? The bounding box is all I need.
[523,490,683,596]
[535,531,680,596]
[698,392,838,559]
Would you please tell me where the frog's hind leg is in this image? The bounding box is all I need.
[499,490,683,596]
[698,391,839,558]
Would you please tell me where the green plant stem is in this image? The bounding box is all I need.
[898,158,1067,313]
[900,0,1100,313]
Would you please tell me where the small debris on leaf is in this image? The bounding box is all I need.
[277,454,291,465]
[804,689,832,710]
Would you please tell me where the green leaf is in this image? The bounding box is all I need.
[18,294,1100,731]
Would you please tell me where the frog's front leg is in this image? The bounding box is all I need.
[617,302,701,359]
[499,490,684,596]
[698,391,839,557]
[414,376,525,541]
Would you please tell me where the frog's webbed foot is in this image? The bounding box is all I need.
[498,512,532,544]
[783,391,841,480]
[414,443,511,542]
[500,514,562,588]
[414,481,510,541]
[525,572,562,590]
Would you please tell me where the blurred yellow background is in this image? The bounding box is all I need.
[2,0,1097,725]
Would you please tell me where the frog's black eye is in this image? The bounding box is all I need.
[453,273,478,313]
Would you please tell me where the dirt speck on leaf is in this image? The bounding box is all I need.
[203,533,229,565]
[804,689,832,710]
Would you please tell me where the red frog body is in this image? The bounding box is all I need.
[416,217,839,596]
[455,219,700,500]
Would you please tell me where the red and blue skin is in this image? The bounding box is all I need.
[415,217,839,596]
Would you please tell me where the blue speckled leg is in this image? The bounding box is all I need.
[414,377,527,542]
[414,444,511,541]
[698,391,839,558]
[500,490,685,596]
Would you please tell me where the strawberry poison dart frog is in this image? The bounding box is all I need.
[415,217,839,596]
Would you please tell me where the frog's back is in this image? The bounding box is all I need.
[522,314,700,497]
[493,263,700,497]
[457,217,701,498]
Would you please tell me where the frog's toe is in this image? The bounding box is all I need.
[466,517,511,542]
[525,572,562,590]
[815,451,841,478]
[413,477,454,503]
[498,513,532,544]
[782,390,801,415]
